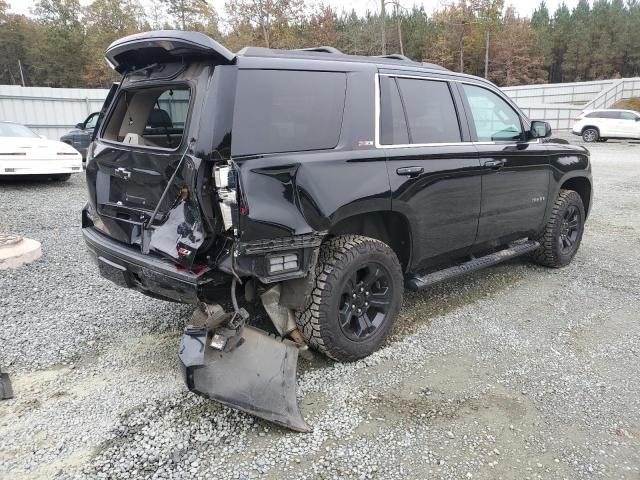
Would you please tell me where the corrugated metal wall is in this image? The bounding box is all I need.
[0,85,109,140]
[1,77,640,139]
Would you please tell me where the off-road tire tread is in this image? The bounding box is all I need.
[532,189,584,268]
[295,235,403,362]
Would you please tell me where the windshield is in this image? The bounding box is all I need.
[0,123,39,138]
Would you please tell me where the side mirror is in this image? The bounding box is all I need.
[530,120,552,139]
[635,117,640,122]
[75,122,84,129]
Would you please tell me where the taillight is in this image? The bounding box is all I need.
[214,164,239,232]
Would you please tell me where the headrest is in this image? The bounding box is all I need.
[147,108,173,128]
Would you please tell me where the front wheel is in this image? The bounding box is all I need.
[582,128,599,142]
[296,235,403,362]
[532,190,585,268]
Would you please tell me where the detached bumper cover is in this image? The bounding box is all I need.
[82,226,210,303]
[179,325,311,432]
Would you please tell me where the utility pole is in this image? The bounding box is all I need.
[18,60,25,87]
[381,0,386,55]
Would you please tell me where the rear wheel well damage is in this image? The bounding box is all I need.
[327,211,412,271]
[561,177,591,217]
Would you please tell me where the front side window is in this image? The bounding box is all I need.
[84,112,99,129]
[232,70,347,156]
[395,78,461,144]
[462,84,523,142]
[101,86,190,150]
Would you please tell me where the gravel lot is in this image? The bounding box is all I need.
[1,133,639,479]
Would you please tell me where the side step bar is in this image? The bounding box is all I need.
[406,240,540,291]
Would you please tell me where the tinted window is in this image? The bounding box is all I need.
[232,70,346,156]
[585,112,600,118]
[620,111,638,120]
[462,84,523,141]
[396,78,461,143]
[596,111,621,119]
[380,76,409,145]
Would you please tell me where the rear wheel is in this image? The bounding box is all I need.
[296,235,403,362]
[582,128,599,142]
[532,189,585,268]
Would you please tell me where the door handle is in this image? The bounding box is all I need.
[483,159,506,169]
[396,166,424,177]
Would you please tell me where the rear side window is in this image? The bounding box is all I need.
[101,86,190,150]
[379,76,409,145]
[592,110,620,119]
[395,78,461,144]
[232,70,347,156]
[620,111,638,120]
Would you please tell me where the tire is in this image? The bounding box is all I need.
[295,235,403,362]
[582,128,599,142]
[52,174,71,181]
[532,190,585,268]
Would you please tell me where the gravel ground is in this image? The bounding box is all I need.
[1,133,639,479]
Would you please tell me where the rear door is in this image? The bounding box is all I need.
[85,32,236,266]
[457,82,550,247]
[379,72,483,271]
[619,111,640,138]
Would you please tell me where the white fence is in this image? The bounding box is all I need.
[1,76,640,139]
[0,85,109,140]
[503,77,640,129]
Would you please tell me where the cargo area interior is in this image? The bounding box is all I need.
[101,86,190,150]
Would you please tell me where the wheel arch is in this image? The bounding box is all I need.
[581,125,599,135]
[561,176,592,218]
[327,211,412,272]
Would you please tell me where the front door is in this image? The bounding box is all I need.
[378,74,483,271]
[457,82,550,247]
[619,111,640,138]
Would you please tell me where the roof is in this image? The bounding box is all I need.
[236,46,448,72]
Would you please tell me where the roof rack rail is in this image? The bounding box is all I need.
[376,54,413,62]
[296,46,343,55]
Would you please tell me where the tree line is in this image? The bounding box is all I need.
[0,0,639,89]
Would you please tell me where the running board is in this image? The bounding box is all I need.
[406,240,539,291]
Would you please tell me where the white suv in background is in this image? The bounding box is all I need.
[572,109,640,142]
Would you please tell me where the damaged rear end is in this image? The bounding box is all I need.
[82,31,311,431]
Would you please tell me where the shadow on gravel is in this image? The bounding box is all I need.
[0,175,76,186]
[391,258,531,341]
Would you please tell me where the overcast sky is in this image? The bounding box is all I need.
[8,0,580,20]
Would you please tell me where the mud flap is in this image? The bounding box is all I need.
[179,326,311,432]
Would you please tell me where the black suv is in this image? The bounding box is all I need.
[83,31,592,363]
[60,112,100,165]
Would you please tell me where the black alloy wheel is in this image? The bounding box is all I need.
[558,204,581,255]
[338,262,393,342]
[296,235,403,362]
